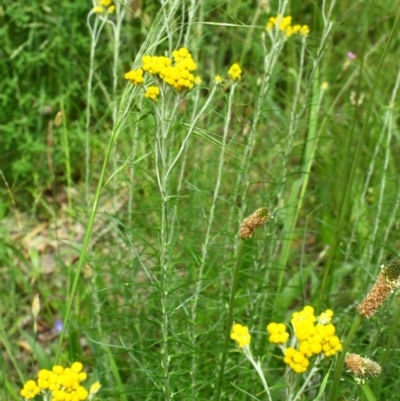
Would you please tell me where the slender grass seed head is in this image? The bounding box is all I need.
[239,207,270,239]
[345,353,382,383]
[358,257,400,318]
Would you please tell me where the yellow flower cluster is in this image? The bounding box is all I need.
[124,48,200,101]
[228,63,242,81]
[266,322,289,344]
[20,362,101,401]
[230,323,251,349]
[284,348,310,373]
[266,14,310,37]
[93,0,115,14]
[145,86,160,101]
[124,69,144,85]
[268,306,342,373]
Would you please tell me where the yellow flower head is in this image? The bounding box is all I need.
[140,48,197,92]
[93,0,114,14]
[267,305,342,373]
[145,86,160,101]
[214,75,222,84]
[266,322,289,344]
[228,63,242,81]
[20,362,100,401]
[20,380,41,400]
[230,323,251,348]
[266,14,310,38]
[90,381,102,395]
[283,347,309,373]
[125,69,145,85]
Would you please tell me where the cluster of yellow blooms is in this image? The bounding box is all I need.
[125,48,201,101]
[230,323,251,348]
[20,362,101,401]
[231,306,342,374]
[227,63,242,81]
[93,0,115,14]
[266,14,310,37]
[267,306,342,373]
[125,47,243,101]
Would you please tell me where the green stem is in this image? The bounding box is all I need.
[273,67,323,315]
[360,383,377,401]
[243,347,273,401]
[215,239,245,400]
[373,297,400,397]
[319,5,400,304]
[54,115,120,363]
[328,315,362,401]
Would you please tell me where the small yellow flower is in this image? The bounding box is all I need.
[107,5,115,14]
[125,69,145,85]
[214,75,222,84]
[300,25,310,36]
[283,348,309,373]
[228,63,242,81]
[92,5,104,13]
[230,323,251,348]
[318,309,333,324]
[266,14,310,38]
[194,76,202,85]
[89,381,102,395]
[145,86,160,101]
[20,380,41,399]
[321,81,329,90]
[71,362,84,373]
[99,0,112,6]
[266,322,289,344]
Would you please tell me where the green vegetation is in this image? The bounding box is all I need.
[1,0,400,400]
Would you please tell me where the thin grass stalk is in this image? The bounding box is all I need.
[183,0,201,48]
[167,88,201,250]
[215,240,245,400]
[154,99,173,401]
[378,182,400,263]
[328,315,362,401]
[0,316,24,383]
[239,7,263,66]
[55,5,180,364]
[127,97,143,228]
[372,297,400,398]
[153,90,183,400]
[272,0,336,309]
[274,35,307,206]
[366,68,400,265]
[60,101,72,228]
[85,12,108,208]
[55,114,119,363]
[165,87,217,180]
[318,11,400,304]
[360,383,377,401]
[106,346,128,401]
[109,2,127,211]
[155,87,216,398]
[190,83,236,395]
[273,67,324,315]
[224,27,286,251]
[242,348,273,401]
[345,123,385,262]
